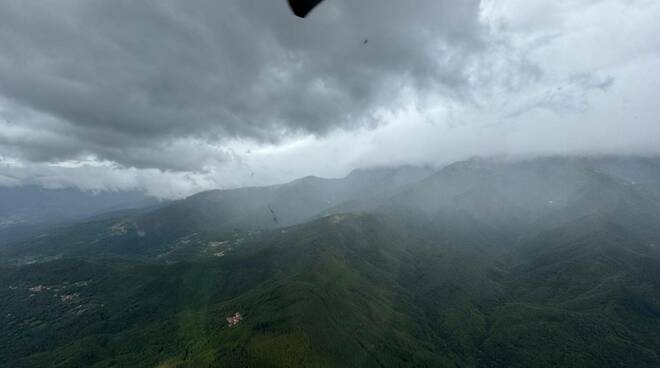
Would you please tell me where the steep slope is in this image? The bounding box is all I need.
[0,166,431,261]
[0,214,455,367]
[2,210,659,367]
[481,214,660,367]
[141,165,432,232]
[3,156,660,367]
[384,157,660,248]
[5,156,660,262]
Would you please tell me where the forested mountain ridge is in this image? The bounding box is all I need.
[1,156,660,367]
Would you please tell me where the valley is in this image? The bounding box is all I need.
[1,157,660,367]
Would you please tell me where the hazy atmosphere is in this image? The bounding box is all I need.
[1,0,659,198]
[3,2,660,367]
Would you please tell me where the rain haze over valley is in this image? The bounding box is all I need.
[1,1,660,367]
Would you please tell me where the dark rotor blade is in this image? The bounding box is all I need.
[288,0,325,18]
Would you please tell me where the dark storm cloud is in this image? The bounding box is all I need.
[0,0,484,169]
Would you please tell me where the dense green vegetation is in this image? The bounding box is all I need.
[1,157,660,367]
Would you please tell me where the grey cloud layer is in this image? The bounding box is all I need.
[0,0,484,169]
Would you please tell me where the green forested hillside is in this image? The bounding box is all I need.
[1,157,660,367]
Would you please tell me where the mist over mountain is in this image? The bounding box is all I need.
[1,155,660,367]
[1,0,658,366]
[0,165,433,261]
[0,186,160,247]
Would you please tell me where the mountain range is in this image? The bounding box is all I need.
[1,156,659,367]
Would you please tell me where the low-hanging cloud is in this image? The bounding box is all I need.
[0,0,486,170]
[0,0,658,197]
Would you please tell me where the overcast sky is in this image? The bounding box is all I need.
[0,0,658,198]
